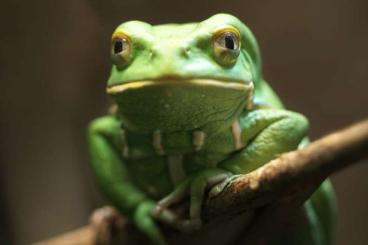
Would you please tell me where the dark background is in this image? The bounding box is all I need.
[1,0,367,244]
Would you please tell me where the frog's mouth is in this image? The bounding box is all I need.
[106,78,253,132]
[106,78,252,95]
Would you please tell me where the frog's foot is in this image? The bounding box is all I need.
[89,206,125,245]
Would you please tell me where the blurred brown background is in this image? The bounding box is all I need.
[0,0,367,244]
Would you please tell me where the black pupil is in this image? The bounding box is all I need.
[224,34,235,50]
[114,39,123,54]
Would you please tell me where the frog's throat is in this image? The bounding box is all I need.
[106,78,253,95]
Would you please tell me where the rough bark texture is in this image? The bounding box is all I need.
[33,119,368,245]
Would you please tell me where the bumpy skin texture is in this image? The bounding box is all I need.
[88,14,336,245]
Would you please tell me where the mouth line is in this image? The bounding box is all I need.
[106,78,253,95]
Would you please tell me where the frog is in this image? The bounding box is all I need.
[88,13,336,245]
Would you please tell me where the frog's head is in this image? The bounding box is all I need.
[107,13,262,133]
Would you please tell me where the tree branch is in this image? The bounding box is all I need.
[33,119,368,245]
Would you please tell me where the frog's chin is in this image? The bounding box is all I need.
[106,78,253,95]
[107,78,253,133]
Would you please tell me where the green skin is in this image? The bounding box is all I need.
[88,14,336,245]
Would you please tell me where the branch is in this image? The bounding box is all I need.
[33,119,368,245]
[205,118,368,219]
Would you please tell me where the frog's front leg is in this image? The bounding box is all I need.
[219,109,309,175]
[88,116,180,245]
[185,109,307,230]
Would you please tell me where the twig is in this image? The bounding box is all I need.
[33,119,368,245]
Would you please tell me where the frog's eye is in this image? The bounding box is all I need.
[111,32,131,68]
[213,28,241,65]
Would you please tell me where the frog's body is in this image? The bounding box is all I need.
[88,14,336,245]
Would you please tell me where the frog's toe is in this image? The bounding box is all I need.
[207,172,233,189]
[208,174,240,198]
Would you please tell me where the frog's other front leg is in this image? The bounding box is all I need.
[89,116,177,245]
[209,108,309,198]
[213,109,334,245]
[219,109,309,175]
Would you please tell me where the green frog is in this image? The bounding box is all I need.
[88,13,336,245]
